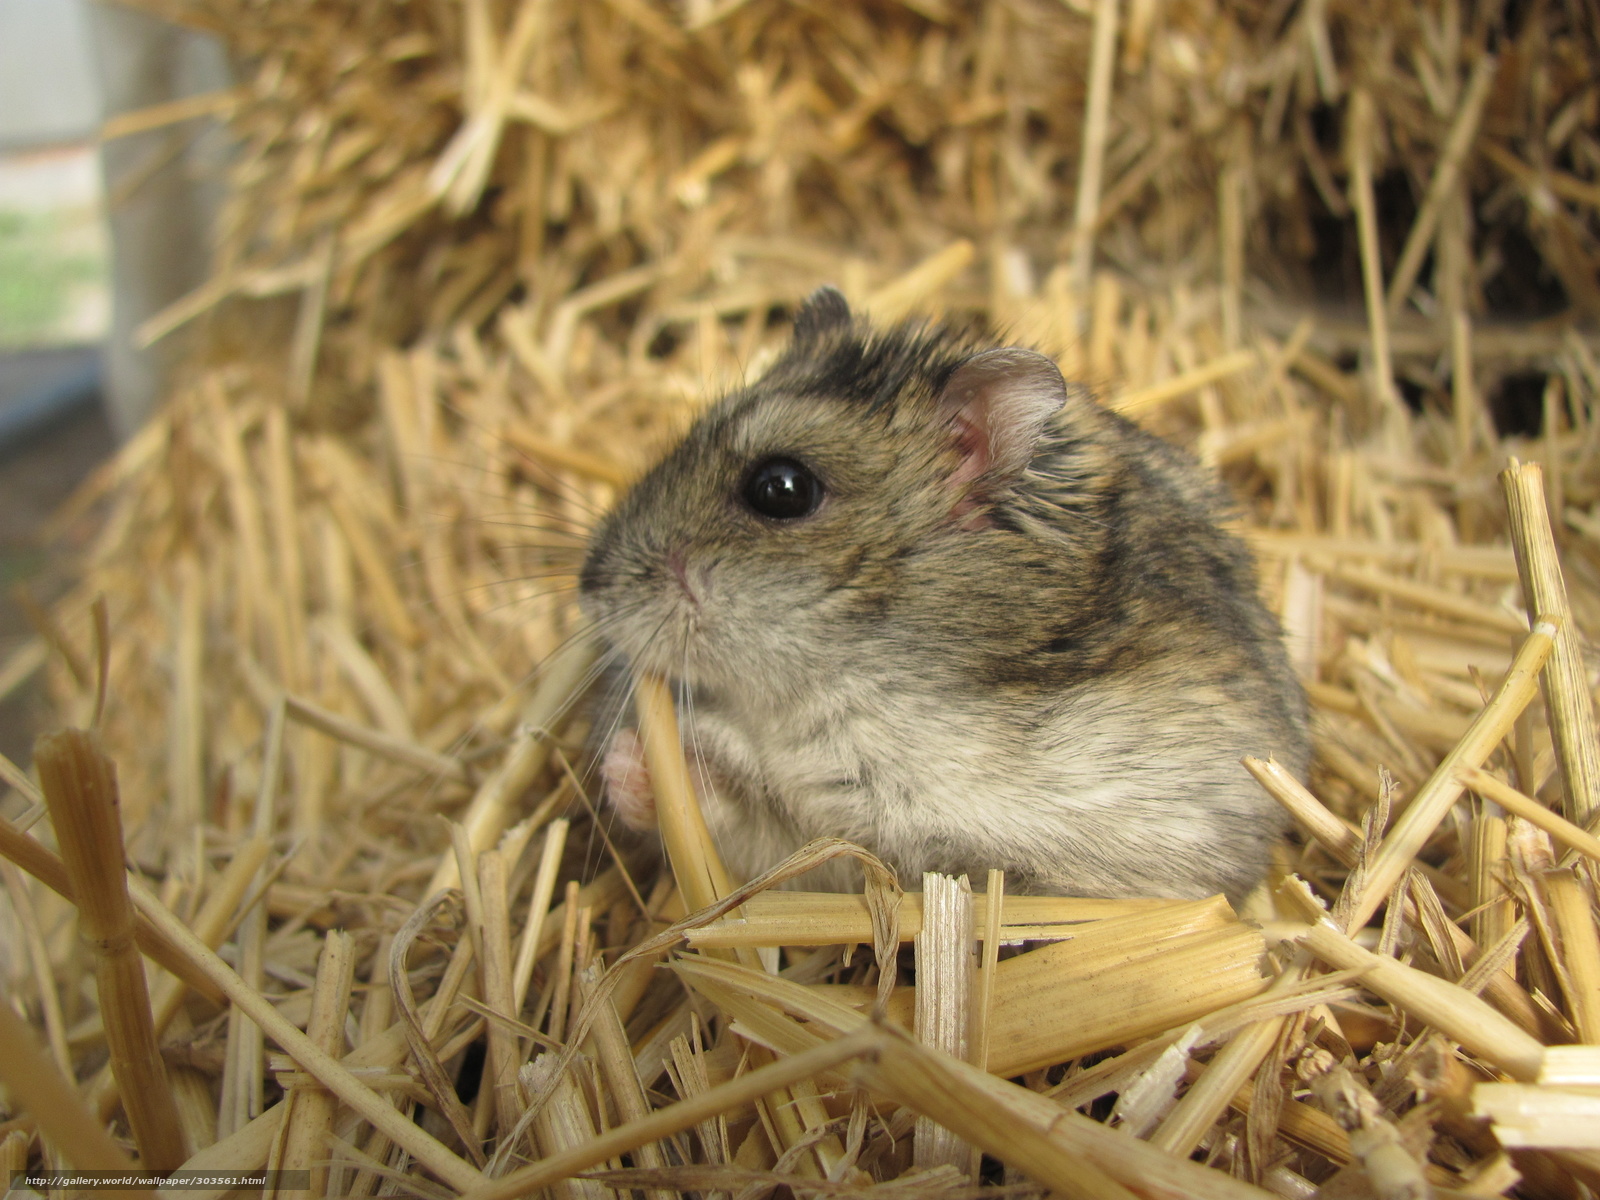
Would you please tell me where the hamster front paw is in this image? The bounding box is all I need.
[600,725,725,834]
[600,728,659,831]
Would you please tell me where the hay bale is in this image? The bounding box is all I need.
[2,0,1599,1195]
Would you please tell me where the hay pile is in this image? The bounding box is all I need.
[2,0,1600,1195]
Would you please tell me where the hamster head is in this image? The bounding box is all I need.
[578,288,1085,696]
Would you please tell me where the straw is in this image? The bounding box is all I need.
[1345,88,1402,430]
[1474,1086,1600,1150]
[34,729,187,1174]
[463,1029,884,1200]
[278,930,356,1196]
[1542,1046,1600,1088]
[687,964,1270,1200]
[1109,349,1259,416]
[135,883,483,1190]
[0,860,73,1077]
[1383,55,1500,316]
[686,889,1168,947]
[1541,869,1600,1043]
[911,872,974,1174]
[1501,461,1600,826]
[1147,964,1305,1159]
[475,849,522,1137]
[284,692,469,783]
[635,672,734,910]
[1459,767,1600,866]
[865,240,977,324]
[1341,619,1557,932]
[0,1001,143,1182]
[1294,920,1546,1082]
[1300,1049,1433,1198]
[85,834,273,1129]
[522,1051,609,1200]
[969,868,1003,1076]
[1066,0,1121,304]
[511,817,569,1012]
[424,635,596,898]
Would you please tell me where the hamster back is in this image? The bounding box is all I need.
[579,289,1309,901]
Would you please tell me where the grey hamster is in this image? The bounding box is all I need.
[578,288,1310,901]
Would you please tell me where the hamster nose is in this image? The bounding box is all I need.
[665,547,701,607]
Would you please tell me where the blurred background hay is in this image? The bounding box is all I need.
[2,0,1600,1195]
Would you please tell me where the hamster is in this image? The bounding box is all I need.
[578,288,1310,901]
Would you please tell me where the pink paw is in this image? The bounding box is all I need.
[601,728,658,831]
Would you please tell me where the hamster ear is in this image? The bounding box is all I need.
[938,348,1068,491]
[792,286,852,342]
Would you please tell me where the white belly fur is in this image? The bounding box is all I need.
[675,671,1289,900]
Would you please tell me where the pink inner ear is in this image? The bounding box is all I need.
[936,347,1068,526]
[948,411,990,489]
[947,410,996,528]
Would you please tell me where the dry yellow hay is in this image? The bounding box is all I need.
[2,0,1600,1196]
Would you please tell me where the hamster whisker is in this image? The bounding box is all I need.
[674,665,706,792]
[463,505,593,531]
[388,447,601,514]
[558,748,652,920]
[495,609,633,720]
[503,470,611,525]
[479,449,615,525]
[420,507,593,545]
[674,636,742,882]
[402,545,586,585]
[580,609,678,845]
[430,395,613,488]
[396,559,580,629]
[383,502,592,555]
[379,457,604,554]
[473,520,591,544]
[491,624,637,769]
[455,584,581,626]
[488,548,586,571]
[418,402,616,522]
[456,570,581,594]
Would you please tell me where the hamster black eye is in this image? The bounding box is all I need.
[740,457,823,521]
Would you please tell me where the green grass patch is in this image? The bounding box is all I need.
[0,207,106,348]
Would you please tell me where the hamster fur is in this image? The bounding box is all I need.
[579,288,1310,901]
